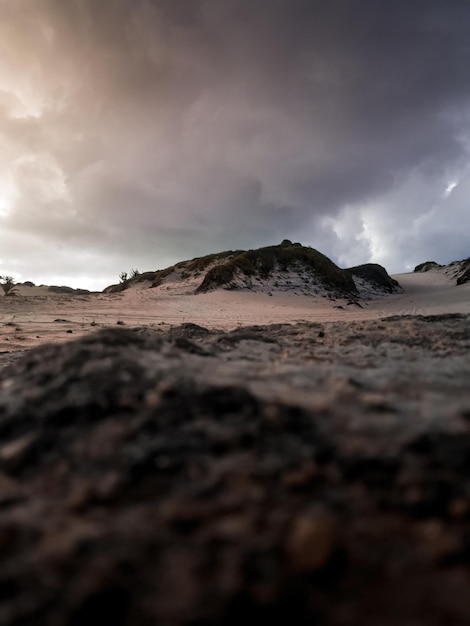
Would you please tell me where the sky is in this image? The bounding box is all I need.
[1,0,470,290]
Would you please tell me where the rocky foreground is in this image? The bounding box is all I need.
[0,315,470,625]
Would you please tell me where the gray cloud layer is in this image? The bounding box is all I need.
[1,0,469,287]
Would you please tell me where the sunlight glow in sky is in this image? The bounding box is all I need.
[444,180,459,198]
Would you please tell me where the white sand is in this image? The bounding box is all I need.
[1,268,469,353]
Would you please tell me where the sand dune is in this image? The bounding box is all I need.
[0,267,469,359]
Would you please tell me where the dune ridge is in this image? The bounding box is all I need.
[104,241,401,301]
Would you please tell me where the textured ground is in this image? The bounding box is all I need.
[0,315,470,624]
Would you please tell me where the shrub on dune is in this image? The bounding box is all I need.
[0,276,20,297]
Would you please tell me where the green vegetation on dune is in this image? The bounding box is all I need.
[195,240,357,294]
[104,240,402,297]
[104,250,244,293]
[346,263,400,293]
[183,250,241,275]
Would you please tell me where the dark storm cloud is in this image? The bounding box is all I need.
[1,0,470,287]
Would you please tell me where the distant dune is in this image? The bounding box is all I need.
[104,240,402,301]
[414,257,470,285]
[10,283,92,297]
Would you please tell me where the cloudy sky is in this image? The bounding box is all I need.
[1,0,470,289]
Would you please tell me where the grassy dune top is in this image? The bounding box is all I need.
[105,240,401,298]
[194,240,356,294]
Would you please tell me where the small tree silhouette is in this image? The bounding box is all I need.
[120,269,139,283]
[0,276,20,297]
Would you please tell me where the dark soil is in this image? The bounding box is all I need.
[0,315,470,625]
